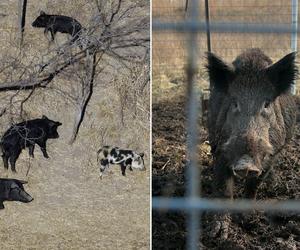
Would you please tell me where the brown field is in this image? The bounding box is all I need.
[153,0,300,249]
[0,0,150,249]
[153,0,300,98]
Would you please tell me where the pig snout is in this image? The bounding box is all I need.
[10,188,34,203]
[20,190,34,203]
[231,155,262,178]
[223,134,273,178]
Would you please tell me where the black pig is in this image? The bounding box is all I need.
[207,48,297,199]
[32,11,82,43]
[206,48,297,238]
[1,115,62,172]
[0,179,33,209]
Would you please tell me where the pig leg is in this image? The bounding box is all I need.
[28,144,35,158]
[244,175,262,199]
[215,165,234,199]
[1,146,10,169]
[0,201,4,209]
[37,141,49,158]
[50,30,55,42]
[121,162,127,176]
[9,149,21,172]
[99,159,108,179]
[2,154,9,169]
[209,164,233,240]
[44,28,51,43]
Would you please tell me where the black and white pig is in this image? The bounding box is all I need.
[1,115,62,172]
[32,11,82,43]
[0,178,33,209]
[97,146,146,178]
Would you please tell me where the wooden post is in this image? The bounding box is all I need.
[18,0,27,47]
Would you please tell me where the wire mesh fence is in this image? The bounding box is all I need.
[153,0,300,95]
[152,0,300,249]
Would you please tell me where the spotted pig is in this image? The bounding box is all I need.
[97,146,145,179]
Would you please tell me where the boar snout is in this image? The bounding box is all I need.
[232,155,262,178]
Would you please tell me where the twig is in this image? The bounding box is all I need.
[161,159,171,170]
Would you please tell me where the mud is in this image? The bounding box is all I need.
[152,91,300,250]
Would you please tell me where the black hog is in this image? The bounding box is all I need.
[1,115,62,172]
[32,11,82,43]
[0,179,33,209]
[206,48,297,200]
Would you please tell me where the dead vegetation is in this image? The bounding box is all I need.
[152,87,300,249]
[153,0,300,249]
[0,0,150,249]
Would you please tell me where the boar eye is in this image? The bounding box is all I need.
[232,100,239,111]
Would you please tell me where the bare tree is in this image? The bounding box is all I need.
[0,0,150,143]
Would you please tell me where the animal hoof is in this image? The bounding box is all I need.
[208,214,230,240]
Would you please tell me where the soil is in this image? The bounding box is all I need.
[152,89,300,250]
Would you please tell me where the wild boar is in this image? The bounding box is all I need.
[0,179,33,209]
[32,11,82,43]
[97,146,146,179]
[1,115,62,172]
[206,48,297,199]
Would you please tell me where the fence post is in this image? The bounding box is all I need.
[291,0,298,94]
[18,0,27,47]
[185,0,189,12]
[186,0,201,249]
[205,0,211,52]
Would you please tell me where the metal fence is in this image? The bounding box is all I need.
[152,0,300,249]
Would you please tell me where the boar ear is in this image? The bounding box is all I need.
[206,52,234,91]
[42,115,49,120]
[40,11,46,16]
[266,52,298,95]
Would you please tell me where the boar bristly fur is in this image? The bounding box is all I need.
[207,48,297,199]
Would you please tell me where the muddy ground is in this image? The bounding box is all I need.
[152,88,300,250]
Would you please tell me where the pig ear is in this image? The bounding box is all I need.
[266,52,298,95]
[42,115,49,120]
[206,52,234,91]
[40,11,46,16]
[18,180,28,184]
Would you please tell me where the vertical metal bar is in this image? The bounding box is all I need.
[205,0,211,52]
[291,0,298,94]
[186,0,201,249]
[18,0,27,47]
[185,0,189,12]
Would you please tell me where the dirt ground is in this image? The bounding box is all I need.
[0,142,150,250]
[0,0,150,249]
[152,87,300,250]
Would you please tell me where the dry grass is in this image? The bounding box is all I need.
[153,0,300,100]
[0,0,149,249]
